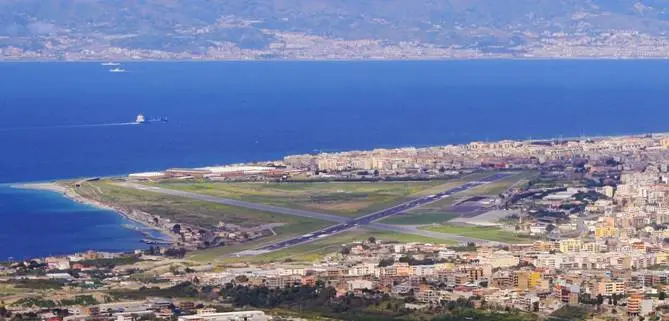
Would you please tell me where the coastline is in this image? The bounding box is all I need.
[6,129,668,260]
[5,57,669,63]
[12,182,176,246]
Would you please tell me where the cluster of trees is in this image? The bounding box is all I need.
[579,292,642,307]
[112,282,200,300]
[433,308,537,321]
[12,261,47,276]
[550,306,588,321]
[579,293,604,305]
[12,298,57,309]
[574,191,608,202]
[449,243,478,252]
[10,279,65,290]
[220,282,336,309]
[11,295,99,309]
[58,295,98,307]
[219,282,505,321]
[378,256,445,268]
[2,311,54,321]
[163,248,187,258]
[79,256,142,269]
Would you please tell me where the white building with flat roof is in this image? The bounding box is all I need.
[178,311,268,321]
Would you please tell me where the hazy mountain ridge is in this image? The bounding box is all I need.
[2,0,669,59]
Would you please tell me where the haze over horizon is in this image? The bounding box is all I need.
[4,0,669,60]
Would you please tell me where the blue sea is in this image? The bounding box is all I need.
[1,60,669,259]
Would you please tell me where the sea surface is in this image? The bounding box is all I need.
[1,60,669,259]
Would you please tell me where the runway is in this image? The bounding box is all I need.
[118,172,516,255]
[254,172,515,253]
[116,183,349,223]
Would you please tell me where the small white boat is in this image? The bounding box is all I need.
[101,62,120,66]
[109,68,126,73]
[136,114,146,124]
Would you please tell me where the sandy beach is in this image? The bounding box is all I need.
[13,182,176,244]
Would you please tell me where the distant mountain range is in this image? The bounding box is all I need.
[3,0,669,60]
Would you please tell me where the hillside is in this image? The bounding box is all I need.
[2,0,669,60]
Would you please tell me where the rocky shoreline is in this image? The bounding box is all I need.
[12,182,177,245]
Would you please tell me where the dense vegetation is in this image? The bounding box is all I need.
[9,279,65,290]
[78,256,142,269]
[12,295,98,308]
[218,282,536,321]
[111,282,200,300]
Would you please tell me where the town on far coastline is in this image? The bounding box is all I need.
[9,133,669,321]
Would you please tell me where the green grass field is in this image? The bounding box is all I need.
[381,212,458,225]
[75,181,331,230]
[191,229,456,264]
[424,171,539,210]
[380,171,539,225]
[153,180,453,217]
[421,224,533,244]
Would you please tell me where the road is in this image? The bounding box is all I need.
[118,172,516,255]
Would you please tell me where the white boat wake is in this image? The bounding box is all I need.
[0,122,139,132]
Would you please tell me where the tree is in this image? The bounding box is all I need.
[532,301,539,312]
[546,224,556,233]
[170,265,181,275]
[378,258,394,267]
[660,291,667,300]
[612,294,618,306]
[146,246,156,255]
[172,224,181,234]
[596,294,603,305]
[368,236,376,244]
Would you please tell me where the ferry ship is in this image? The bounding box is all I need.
[135,114,167,124]
[109,67,126,73]
[136,114,146,124]
[101,62,120,66]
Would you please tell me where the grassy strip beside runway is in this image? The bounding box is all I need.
[420,224,534,244]
[75,181,332,230]
[153,180,453,217]
[191,229,456,264]
[382,171,538,225]
[382,212,459,225]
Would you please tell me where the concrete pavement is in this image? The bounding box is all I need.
[116,182,349,223]
[117,173,517,255]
